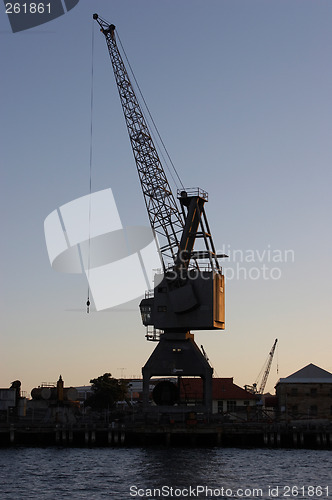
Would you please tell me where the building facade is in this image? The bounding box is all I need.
[275,363,332,420]
[179,377,258,415]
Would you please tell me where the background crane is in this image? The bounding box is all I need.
[245,339,278,395]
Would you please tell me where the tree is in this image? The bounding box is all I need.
[85,373,128,410]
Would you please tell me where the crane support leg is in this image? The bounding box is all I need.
[142,332,213,414]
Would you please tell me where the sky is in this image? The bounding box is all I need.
[1,0,332,396]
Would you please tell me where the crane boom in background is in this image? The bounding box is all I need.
[245,339,278,395]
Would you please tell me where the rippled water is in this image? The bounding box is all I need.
[0,447,331,499]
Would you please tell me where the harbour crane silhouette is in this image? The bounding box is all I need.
[93,14,227,412]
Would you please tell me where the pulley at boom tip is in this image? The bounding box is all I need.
[93,13,115,37]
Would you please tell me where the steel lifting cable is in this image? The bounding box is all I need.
[86,18,95,314]
[115,28,185,192]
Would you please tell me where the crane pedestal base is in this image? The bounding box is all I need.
[142,332,213,413]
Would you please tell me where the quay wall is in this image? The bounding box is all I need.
[1,422,331,449]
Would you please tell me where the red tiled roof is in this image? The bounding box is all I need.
[179,378,258,401]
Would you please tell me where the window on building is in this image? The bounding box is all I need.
[291,405,298,415]
[309,405,317,416]
[227,400,236,412]
[310,388,317,397]
[291,388,298,396]
[217,401,223,414]
[243,400,249,406]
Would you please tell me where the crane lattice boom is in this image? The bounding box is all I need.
[93,16,183,267]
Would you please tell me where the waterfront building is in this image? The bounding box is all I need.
[275,363,332,420]
[178,377,258,416]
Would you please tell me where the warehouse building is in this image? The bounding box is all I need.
[276,363,332,420]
